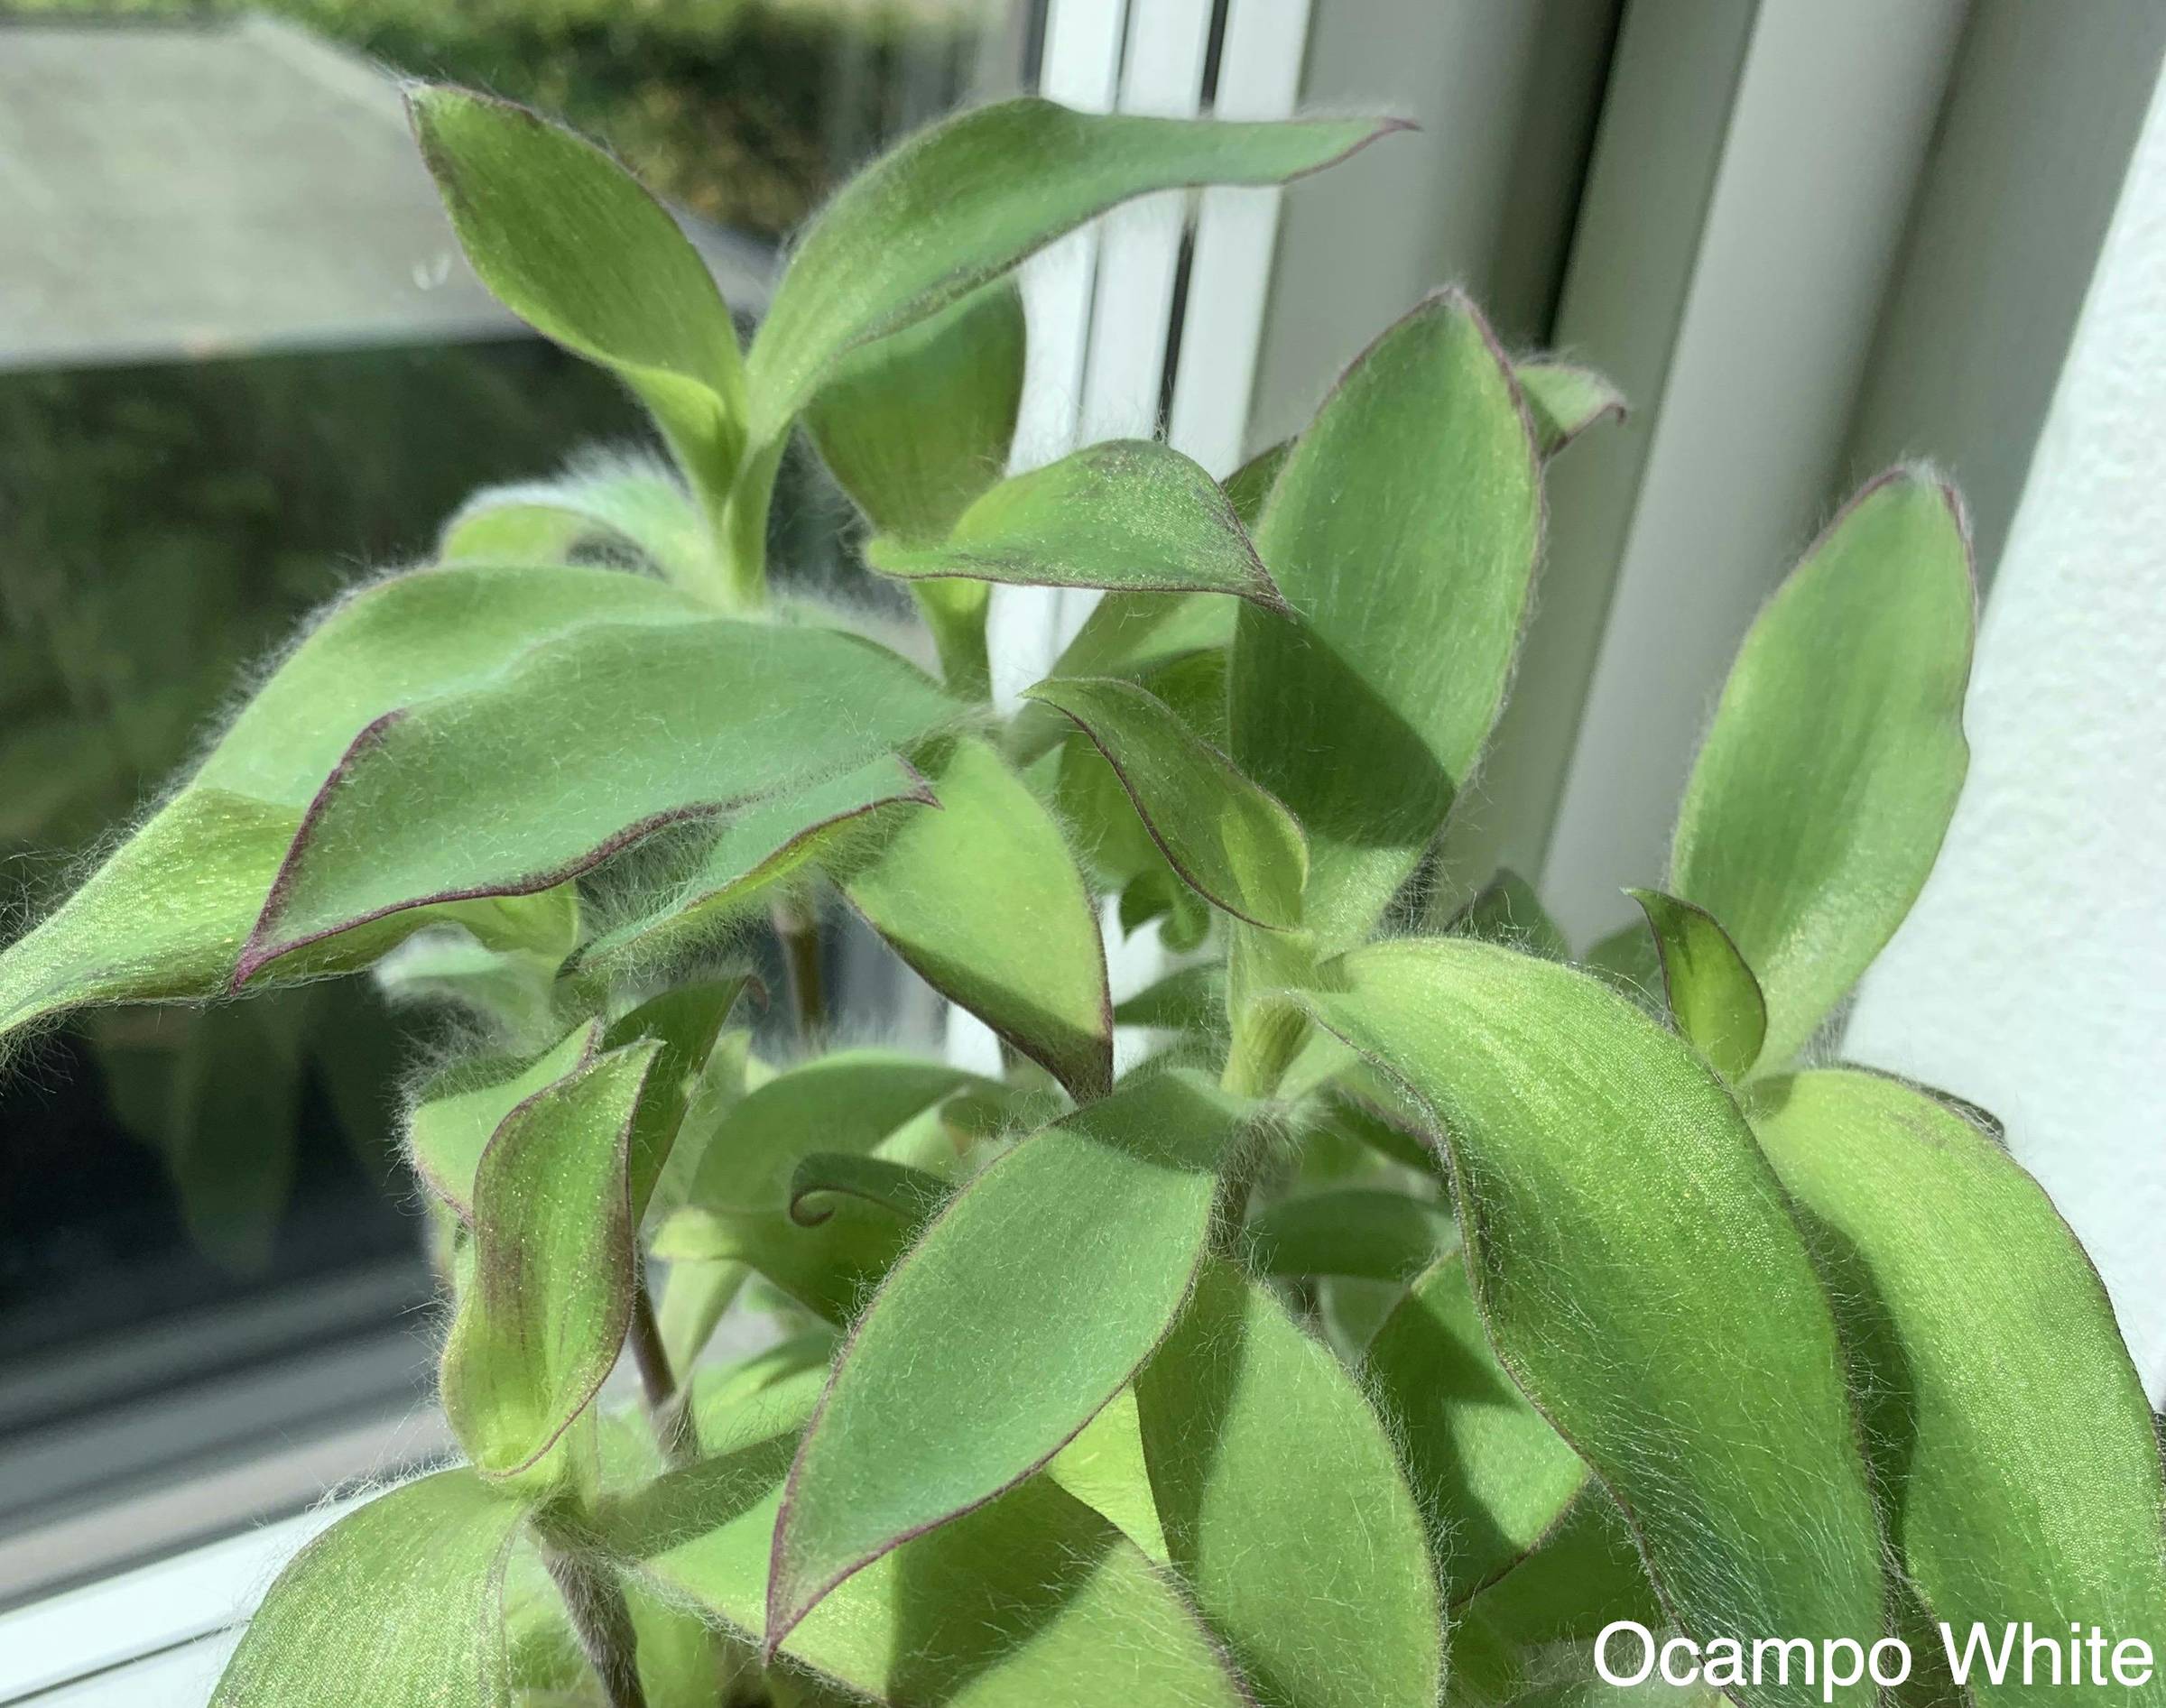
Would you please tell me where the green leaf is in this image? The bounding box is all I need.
[654,1193,934,1327]
[0,566,697,1040]
[210,1469,528,1707]
[409,1020,601,1220]
[1244,1187,1453,1281]
[1446,867,1569,959]
[571,756,934,978]
[1008,589,1237,768]
[835,736,1112,1100]
[409,86,746,502]
[745,96,1401,445]
[438,454,709,586]
[1625,887,1767,1081]
[1449,1493,1662,1704]
[767,1069,1252,1644]
[236,621,958,983]
[1043,1386,1170,1564]
[1222,439,1292,531]
[1111,963,1226,1035]
[682,1048,986,1217]
[1302,938,1889,1701]
[603,978,748,1219]
[611,1449,1254,1707]
[788,1151,954,1228]
[1231,290,1543,945]
[442,1042,662,1483]
[1365,1256,1587,1601]
[1750,1068,2166,1690]
[1516,360,1625,458]
[1670,468,1975,1069]
[806,280,1024,545]
[1025,675,1307,929]
[867,439,1284,612]
[1136,1259,1442,1708]
[1301,1085,1439,1175]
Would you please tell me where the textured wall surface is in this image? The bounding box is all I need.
[1845,67,2166,1404]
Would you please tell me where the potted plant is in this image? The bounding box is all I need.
[3,85,2159,1708]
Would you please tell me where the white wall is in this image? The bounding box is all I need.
[1843,62,2166,1406]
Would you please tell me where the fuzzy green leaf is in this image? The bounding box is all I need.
[573,755,933,977]
[236,621,958,983]
[409,1018,601,1221]
[1231,290,1543,945]
[806,280,1024,545]
[1137,1258,1443,1708]
[787,1152,954,1228]
[438,457,708,586]
[1449,1492,1662,1703]
[1751,1069,2166,1694]
[1365,1256,1587,1602]
[745,96,1400,444]
[1222,439,1292,530]
[1671,469,1975,1069]
[1517,360,1625,458]
[0,566,696,1039]
[767,1069,1251,1645]
[654,1193,936,1327]
[867,439,1284,614]
[1043,1386,1170,1564]
[603,978,748,1219]
[835,736,1112,1099]
[608,1447,1254,1708]
[1111,963,1226,1035]
[442,1042,662,1482]
[1026,675,1307,929]
[1008,589,1237,767]
[1447,868,1569,960]
[1626,887,1767,1081]
[210,1470,528,1707]
[1304,938,1888,1703]
[1244,1187,1453,1281]
[680,1049,986,1219]
[409,86,746,494]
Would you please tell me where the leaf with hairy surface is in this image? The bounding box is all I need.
[766,1069,1253,1646]
[571,756,934,978]
[409,86,747,511]
[835,737,1112,1099]
[1136,1259,1443,1708]
[868,439,1283,613]
[600,1446,1254,1708]
[236,621,958,983]
[1517,361,1625,458]
[1026,675,1306,929]
[408,1018,601,1222]
[1231,290,1542,946]
[745,96,1402,444]
[1625,887,1766,1081]
[438,457,709,587]
[210,1470,529,1707]
[1751,1068,2166,1703]
[442,1042,662,1484]
[1303,938,1887,1706]
[1671,468,1974,1070]
[1365,1256,1587,1601]
[1243,1188,1453,1282]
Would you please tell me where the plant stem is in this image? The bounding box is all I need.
[629,1272,697,1467]
[717,440,784,611]
[773,893,826,1043]
[543,1541,649,1708]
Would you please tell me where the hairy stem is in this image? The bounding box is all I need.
[629,1272,698,1467]
[543,1542,648,1708]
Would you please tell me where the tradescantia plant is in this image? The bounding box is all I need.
[5,82,2161,1708]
